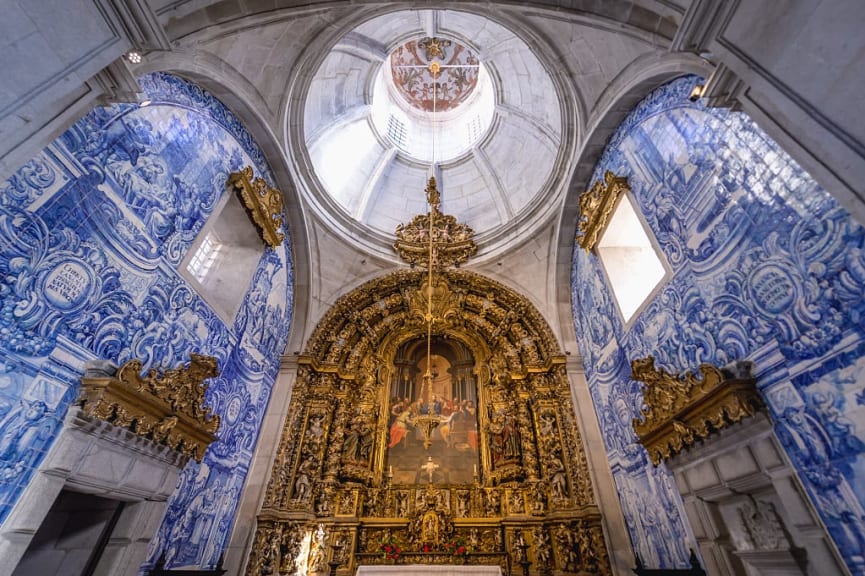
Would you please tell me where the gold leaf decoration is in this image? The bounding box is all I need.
[576,170,629,251]
[228,165,285,248]
[77,354,220,462]
[394,177,478,269]
[248,270,611,576]
[631,356,764,465]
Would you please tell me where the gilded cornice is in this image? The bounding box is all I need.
[77,354,220,462]
[576,170,629,251]
[228,165,285,248]
[630,356,764,465]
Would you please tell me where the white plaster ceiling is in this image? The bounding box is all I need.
[302,10,563,246]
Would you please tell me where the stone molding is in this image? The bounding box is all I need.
[0,408,188,576]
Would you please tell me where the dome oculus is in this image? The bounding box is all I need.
[301,9,564,243]
[373,35,494,163]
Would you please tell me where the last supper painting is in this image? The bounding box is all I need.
[386,337,479,485]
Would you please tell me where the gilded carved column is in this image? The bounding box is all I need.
[322,395,346,483]
[516,393,540,482]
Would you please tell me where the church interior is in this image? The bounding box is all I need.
[0,2,864,575]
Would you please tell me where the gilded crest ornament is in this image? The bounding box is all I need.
[418,36,451,60]
[394,177,478,269]
[228,165,285,248]
[576,170,629,251]
[631,356,763,464]
[77,354,220,462]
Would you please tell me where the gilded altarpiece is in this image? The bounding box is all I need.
[246,270,610,576]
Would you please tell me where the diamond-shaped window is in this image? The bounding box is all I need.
[596,194,668,323]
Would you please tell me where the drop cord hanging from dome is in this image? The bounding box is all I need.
[391,45,481,450]
[416,57,441,451]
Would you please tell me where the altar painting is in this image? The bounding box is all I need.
[387,353,479,485]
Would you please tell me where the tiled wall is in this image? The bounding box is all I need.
[572,76,865,572]
[0,72,293,570]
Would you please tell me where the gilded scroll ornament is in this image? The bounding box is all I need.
[576,170,629,251]
[228,165,285,248]
[77,354,220,462]
[631,356,763,465]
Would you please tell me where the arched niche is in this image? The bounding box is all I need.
[244,269,611,576]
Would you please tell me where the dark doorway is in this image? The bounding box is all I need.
[12,489,124,576]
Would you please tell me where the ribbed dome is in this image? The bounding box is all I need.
[301,10,566,254]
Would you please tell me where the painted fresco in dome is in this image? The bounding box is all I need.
[0,72,293,571]
[390,37,480,113]
[572,75,865,573]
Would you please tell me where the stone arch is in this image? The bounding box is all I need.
[245,269,612,575]
[161,1,677,46]
[302,270,561,374]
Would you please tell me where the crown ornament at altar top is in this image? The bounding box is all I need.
[394,177,478,270]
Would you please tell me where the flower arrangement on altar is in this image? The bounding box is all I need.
[444,537,472,557]
[380,536,401,560]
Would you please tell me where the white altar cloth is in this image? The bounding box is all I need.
[356,565,502,576]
